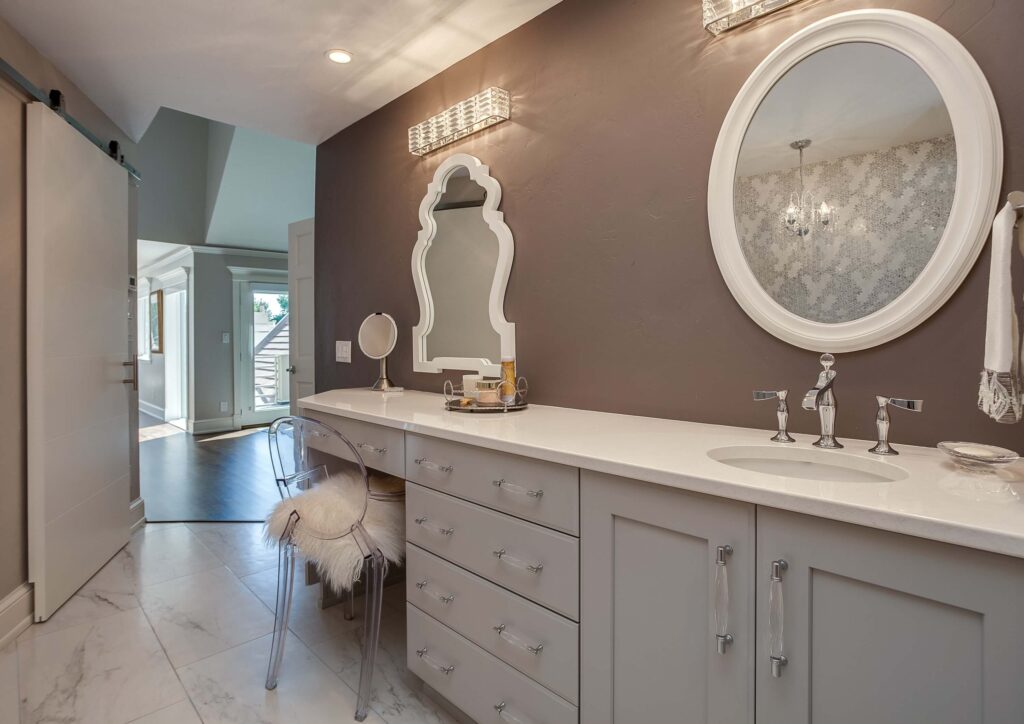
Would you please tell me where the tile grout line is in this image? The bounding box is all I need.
[136,600,207,724]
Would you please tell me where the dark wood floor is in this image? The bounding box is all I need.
[139,412,281,522]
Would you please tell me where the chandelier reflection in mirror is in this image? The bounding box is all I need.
[781,139,837,238]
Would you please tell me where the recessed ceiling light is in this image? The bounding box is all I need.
[326,49,353,64]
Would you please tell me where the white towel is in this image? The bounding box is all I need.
[978,202,1022,423]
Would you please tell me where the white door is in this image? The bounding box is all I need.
[26,102,133,620]
[288,218,315,413]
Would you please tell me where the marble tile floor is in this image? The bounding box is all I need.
[1,522,457,724]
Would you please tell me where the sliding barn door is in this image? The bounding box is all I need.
[26,102,132,620]
[288,218,314,413]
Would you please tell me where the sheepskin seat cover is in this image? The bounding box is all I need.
[265,469,405,593]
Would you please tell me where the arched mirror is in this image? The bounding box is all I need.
[709,10,1002,352]
[412,153,515,375]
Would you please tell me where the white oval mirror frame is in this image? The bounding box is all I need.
[358,312,398,360]
[411,153,515,375]
[708,10,1003,352]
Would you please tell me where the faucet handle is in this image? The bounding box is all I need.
[868,396,923,456]
[754,390,795,443]
[819,353,835,371]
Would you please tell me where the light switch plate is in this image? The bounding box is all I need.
[219,401,229,413]
[222,332,231,344]
[336,340,352,363]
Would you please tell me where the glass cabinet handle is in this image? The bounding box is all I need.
[493,548,543,574]
[714,545,733,654]
[415,579,455,605]
[493,623,544,655]
[415,647,455,675]
[494,702,536,724]
[414,457,453,474]
[768,559,788,677]
[413,516,454,537]
[492,479,544,499]
[356,441,387,455]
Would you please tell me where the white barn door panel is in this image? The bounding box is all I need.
[26,102,133,621]
[288,218,315,412]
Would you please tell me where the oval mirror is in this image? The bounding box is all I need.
[358,313,398,359]
[709,10,1002,352]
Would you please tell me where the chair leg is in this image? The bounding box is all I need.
[266,535,297,690]
[354,549,385,722]
[344,584,356,621]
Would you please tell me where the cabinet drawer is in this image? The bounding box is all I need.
[408,604,578,724]
[406,482,580,620]
[407,543,579,704]
[302,410,405,478]
[406,433,579,534]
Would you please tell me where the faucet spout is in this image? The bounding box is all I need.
[804,353,843,449]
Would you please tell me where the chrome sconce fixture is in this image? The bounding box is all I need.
[408,87,510,156]
[703,0,806,35]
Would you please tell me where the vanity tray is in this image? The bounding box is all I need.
[443,377,529,414]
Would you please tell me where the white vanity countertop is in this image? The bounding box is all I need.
[299,389,1024,558]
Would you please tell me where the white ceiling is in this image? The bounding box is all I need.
[137,239,185,270]
[737,43,953,177]
[0,0,561,143]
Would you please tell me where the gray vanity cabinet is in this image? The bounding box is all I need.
[580,471,756,724]
[756,507,1024,724]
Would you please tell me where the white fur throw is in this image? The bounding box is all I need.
[265,469,405,593]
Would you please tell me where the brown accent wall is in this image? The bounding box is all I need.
[0,16,136,601]
[315,0,1024,449]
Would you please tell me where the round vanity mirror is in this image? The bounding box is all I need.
[709,10,1002,352]
[358,313,402,391]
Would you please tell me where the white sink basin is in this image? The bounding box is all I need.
[708,445,908,483]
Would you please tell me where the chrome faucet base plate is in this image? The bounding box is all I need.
[813,437,844,450]
[869,442,899,455]
[771,431,796,443]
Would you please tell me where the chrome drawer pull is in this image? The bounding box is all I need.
[415,579,455,605]
[492,479,544,499]
[768,559,788,678]
[493,623,544,655]
[414,457,453,474]
[492,548,543,574]
[413,516,454,537]
[355,441,387,455]
[714,544,734,655]
[495,702,536,724]
[415,647,455,675]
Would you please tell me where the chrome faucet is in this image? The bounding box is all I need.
[753,390,795,443]
[802,353,842,449]
[868,396,923,455]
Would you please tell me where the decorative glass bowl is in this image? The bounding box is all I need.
[938,441,1019,473]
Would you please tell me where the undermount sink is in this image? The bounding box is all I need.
[708,445,908,483]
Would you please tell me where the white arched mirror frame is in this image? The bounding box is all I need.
[708,10,1003,352]
[412,153,515,375]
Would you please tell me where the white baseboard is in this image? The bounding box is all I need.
[129,497,146,533]
[0,583,33,649]
[138,399,164,420]
[188,416,236,435]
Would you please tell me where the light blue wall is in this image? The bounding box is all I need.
[137,109,314,251]
[205,126,315,250]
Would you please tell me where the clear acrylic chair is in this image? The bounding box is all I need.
[264,415,401,721]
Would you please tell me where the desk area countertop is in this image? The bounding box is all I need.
[299,388,1024,559]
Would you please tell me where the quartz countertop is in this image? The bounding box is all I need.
[299,388,1024,558]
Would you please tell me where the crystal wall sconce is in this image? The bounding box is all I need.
[703,0,805,35]
[408,87,510,156]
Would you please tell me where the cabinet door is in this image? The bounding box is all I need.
[581,471,755,724]
[757,507,1024,724]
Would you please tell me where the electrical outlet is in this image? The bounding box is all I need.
[336,340,352,363]
[222,332,231,344]
[220,401,229,413]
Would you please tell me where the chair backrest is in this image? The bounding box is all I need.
[267,416,371,522]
